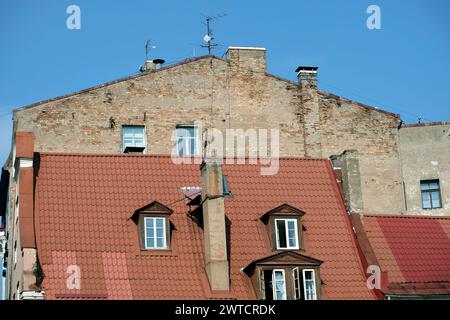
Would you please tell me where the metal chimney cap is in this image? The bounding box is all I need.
[295,66,319,72]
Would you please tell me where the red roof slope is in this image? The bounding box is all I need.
[364,215,450,295]
[35,154,373,300]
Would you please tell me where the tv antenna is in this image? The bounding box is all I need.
[145,40,156,60]
[201,13,227,54]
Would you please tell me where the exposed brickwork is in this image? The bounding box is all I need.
[11,48,406,215]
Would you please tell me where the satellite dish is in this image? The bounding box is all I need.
[203,35,211,42]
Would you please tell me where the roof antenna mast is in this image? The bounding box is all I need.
[201,13,227,54]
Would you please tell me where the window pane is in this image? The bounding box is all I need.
[146,237,154,248]
[156,227,164,238]
[156,237,165,248]
[146,227,154,238]
[190,138,196,155]
[146,218,154,228]
[156,218,164,228]
[422,192,431,209]
[276,220,287,248]
[293,268,301,300]
[431,191,441,208]
[287,220,297,247]
[273,271,286,300]
[303,270,316,300]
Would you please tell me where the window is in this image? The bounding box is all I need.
[272,269,287,300]
[275,219,299,250]
[122,126,146,153]
[176,125,199,156]
[303,269,317,300]
[421,180,442,209]
[144,217,167,249]
[293,267,301,300]
[259,266,319,301]
[222,176,232,197]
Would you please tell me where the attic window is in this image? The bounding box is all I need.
[144,217,167,249]
[275,219,299,250]
[132,201,173,251]
[244,252,322,301]
[260,204,305,251]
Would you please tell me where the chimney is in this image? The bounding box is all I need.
[227,47,266,74]
[296,66,318,89]
[336,150,364,214]
[140,58,165,72]
[200,160,230,291]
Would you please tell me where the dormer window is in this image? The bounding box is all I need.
[260,204,305,251]
[131,201,173,251]
[144,217,167,249]
[243,252,322,301]
[275,219,299,250]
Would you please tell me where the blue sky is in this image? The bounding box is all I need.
[0,0,449,165]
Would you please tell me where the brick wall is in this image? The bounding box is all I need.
[11,47,407,215]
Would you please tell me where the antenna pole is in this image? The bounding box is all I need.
[206,16,212,55]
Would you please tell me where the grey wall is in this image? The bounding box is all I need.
[399,123,450,216]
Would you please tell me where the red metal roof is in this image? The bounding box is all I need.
[363,215,450,295]
[34,154,373,300]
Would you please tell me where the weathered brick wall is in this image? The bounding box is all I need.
[318,92,405,214]
[399,123,450,216]
[12,47,406,215]
[14,53,304,158]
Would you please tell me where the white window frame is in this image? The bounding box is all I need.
[302,269,317,300]
[272,269,287,301]
[176,125,199,156]
[144,217,167,250]
[274,218,299,250]
[293,267,301,300]
[122,125,147,153]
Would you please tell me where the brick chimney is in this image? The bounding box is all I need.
[296,66,318,89]
[335,150,364,214]
[227,46,266,74]
[200,159,230,291]
[297,66,322,158]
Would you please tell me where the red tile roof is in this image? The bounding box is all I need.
[363,215,450,295]
[34,154,374,300]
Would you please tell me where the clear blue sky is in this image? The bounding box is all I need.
[0,0,449,165]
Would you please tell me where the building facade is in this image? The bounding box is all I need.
[1,46,448,300]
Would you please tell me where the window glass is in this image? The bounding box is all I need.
[421,180,442,209]
[176,126,198,156]
[122,126,145,151]
[273,270,287,300]
[144,217,166,249]
[276,220,287,248]
[293,267,301,300]
[303,270,317,300]
[276,219,298,249]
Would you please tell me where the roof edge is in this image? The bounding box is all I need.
[37,152,330,161]
[13,55,226,113]
[402,121,450,128]
[318,90,400,119]
[364,213,450,220]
